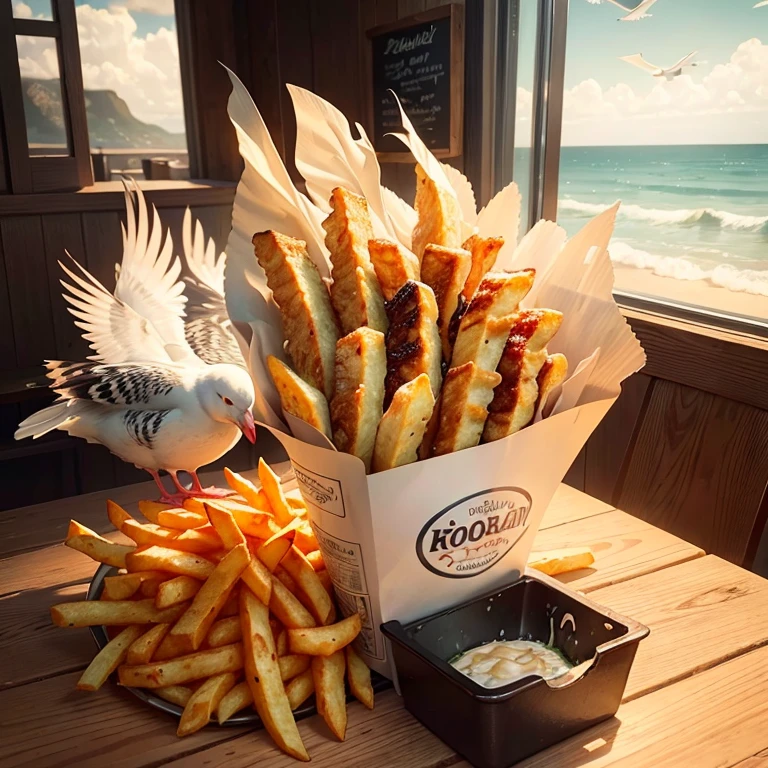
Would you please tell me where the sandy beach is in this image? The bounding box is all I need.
[613,266,768,322]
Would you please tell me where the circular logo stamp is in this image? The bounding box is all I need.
[416,487,533,579]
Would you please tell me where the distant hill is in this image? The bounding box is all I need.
[21,78,186,150]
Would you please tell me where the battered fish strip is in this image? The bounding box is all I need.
[411,164,462,261]
[368,239,420,301]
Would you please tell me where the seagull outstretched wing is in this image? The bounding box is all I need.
[616,0,658,20]
[669,51,698,71]
[619,53,661,74]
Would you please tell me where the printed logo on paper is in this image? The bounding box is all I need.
[416,487,533,579]
[291,460,345,518]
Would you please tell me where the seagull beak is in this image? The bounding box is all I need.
[239,409,256,444]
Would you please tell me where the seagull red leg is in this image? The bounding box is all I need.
[145,468,178,504]
[187,470,235,499]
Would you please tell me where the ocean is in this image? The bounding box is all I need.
[555,144,768,299]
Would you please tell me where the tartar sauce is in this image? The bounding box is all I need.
[450,640,572,688]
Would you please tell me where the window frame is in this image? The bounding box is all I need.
[0,0,92,192]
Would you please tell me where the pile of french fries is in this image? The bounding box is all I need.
[50,459,373,762]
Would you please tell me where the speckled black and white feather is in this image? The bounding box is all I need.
[123,408,172,448]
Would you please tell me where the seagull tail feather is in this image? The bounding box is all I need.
[15,402,81,440]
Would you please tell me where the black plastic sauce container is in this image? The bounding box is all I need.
[381,571,649,768]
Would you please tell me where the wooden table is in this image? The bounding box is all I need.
[3,471,768,768]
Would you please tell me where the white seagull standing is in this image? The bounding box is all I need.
[15,181,256,502]
[587,0,659,21]
[619,51,699,80]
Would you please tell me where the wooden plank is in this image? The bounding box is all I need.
[0,226,17,369]
[539,483,614,530]
[517,645,768,768]
[590,555,768,701]
[81,210,122,290]
[618,380,768,565]
[625,308,768,412]
[584,372,652,505]
[41,213,92,360]
[0,670,249,768]
[0,216,57,367]
[531,509,705,593]
[734,749,768,768]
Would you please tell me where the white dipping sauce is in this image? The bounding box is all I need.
[450,640,572,688]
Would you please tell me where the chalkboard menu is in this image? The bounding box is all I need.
[366,4,464,161]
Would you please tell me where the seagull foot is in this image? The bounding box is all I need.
[186,486,236,500]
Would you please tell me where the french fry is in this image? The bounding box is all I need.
[164,543,250,654]
[138,499,174,524]
[270,577,316,630]
[317,569,334,595]
[275,567,299,594]
[125,546,214,580]
[157,509,208,530]
[217,680,253,724]
[231,509,279,540]
[156,685,193,707]
[182,497,206,515]
[256,522,299,572]
[219,589,241,618]
[155,575,201,609]
[177,672,238,737]
[224,467,273,512]
[76,625,144,691]
[293,523,318,555]
[288,613,361,656]
[51,599,185,628]
[276,629,289,657]
[240,589,309,761]
[119,643,243,688]
[258,458,295,527]
[121,520,222,553]
[346,645,374,709]
[139,577,165,598]
[278,654,311,682]
[126,623,171,665]
[281,547,335,625]
[66,521,133,568]
[102,571,162,601]
[106,499,132,530]
[206,615,242,648]
[312,651,347,741]
[306,550,325,571]
[528,547,595,576]
[285,668,315,711]
[205,502,246,547]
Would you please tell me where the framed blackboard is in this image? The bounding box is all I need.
[366,4,464,162]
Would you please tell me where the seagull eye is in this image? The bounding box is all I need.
[222,396,233,406]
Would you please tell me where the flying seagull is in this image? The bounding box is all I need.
[755,1,768,7]
[15,180,256,503]
[587,0,659,21]
[619,51,698,81]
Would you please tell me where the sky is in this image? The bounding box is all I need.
[559,0,768,145]
[14,0,184,134]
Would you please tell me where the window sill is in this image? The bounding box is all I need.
[0,179,237,215]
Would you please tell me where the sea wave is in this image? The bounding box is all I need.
[559,199,768,233]
[610,242,768,298]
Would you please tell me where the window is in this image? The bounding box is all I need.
[558,0,767,325]
[1,0,188,190]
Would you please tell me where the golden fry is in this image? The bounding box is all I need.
[346,645,374,709]
[285,668,315,711]
[256,523,298,573]
[106,499,131,530]
[126,623,171,665]
[155,685,193,707]
[138,499,174,524]
[155,575,201,609]
[119,643,243,688]
[306,550,325,571]
[157,509,208,530]
[281,547,334,625]
[240,589,309,761]
[312,651,347,741]
[121,520,221,553]
[258,458,295,527]
[224,467,272,512]
[293,524,318,555]
[177,672,238,737]
[206,615,242,648]
[66,521,133,568]
[76,625,143,691]
[217,680,253,724]
[51,599,185,628]
[278,654,311,682]
[288,613,361,656]
[528,547,595,576]
[102,571,162,601]
[125,546,214,580]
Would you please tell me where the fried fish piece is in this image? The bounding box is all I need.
[329,327,386,472]
[411,164,462,261]
[322,187,387,334]
[267,356,332,440]
[383,281,442,410]
[420,244,472,364]
[372,373,435,473]
[368,239,420,300]
[482,309,563,442]
[532,352,568,420]
[253,230,339,399]
[431,362,502,457]
[450,270,536,371]
[461,235,504,302]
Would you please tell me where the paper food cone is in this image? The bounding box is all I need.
[223,70,646,677]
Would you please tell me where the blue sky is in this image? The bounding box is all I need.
[21,0,175,35]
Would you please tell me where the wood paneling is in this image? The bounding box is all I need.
[618,380,768,565]
[0,231,17,370]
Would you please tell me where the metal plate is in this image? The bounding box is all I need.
[86,563,390,726]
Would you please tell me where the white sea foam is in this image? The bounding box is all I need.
[610,242,768,298]
[559,199,768,233]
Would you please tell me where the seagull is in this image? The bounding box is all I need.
[619,51,698,80]
[755,1,768,7]
[587,0,659,21]
[15,180,256,503]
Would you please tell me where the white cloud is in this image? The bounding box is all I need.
[12,1,32,18]
[110,0,175,15]
[15,3,185,134]
[561,38,768,145]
